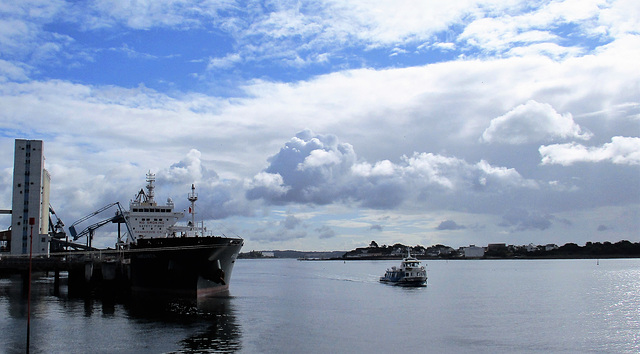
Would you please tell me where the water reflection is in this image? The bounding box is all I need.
[1,274,243,353]
[178,297,242,353]
[126,294,243,353]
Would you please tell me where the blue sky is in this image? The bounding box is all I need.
[1,0,639,251]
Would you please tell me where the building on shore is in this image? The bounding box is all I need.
[8,139,51,255]
[463,245,485,258]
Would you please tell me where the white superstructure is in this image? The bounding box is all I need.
[125,172,199,241]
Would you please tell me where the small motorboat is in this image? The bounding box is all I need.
[379,250,427,286]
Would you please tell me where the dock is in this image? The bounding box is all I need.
[0,248,130,292]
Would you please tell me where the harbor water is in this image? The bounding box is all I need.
[1,258,639,353]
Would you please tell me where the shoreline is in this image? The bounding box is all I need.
[279,255,640,261]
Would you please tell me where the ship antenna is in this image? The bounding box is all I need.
[146,171,156,204]
[188,184,198,235]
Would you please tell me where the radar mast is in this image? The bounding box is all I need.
[188,184,198,235]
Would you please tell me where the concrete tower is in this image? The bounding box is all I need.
[11,139,50,255]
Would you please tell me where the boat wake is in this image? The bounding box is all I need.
[318,274,379,284]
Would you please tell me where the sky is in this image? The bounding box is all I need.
[0,0,639,252]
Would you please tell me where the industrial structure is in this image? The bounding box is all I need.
[4,139,51,255]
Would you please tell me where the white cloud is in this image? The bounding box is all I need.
[458,0,609,56]
[482,100,592,144]
[0,59,29,81]
[432,42,456,51]
[0,0,634,80]
[158,149,207,184]
[0,19,32,50]
[110,43,159,60]
[207,53,242,70]
[300,148,342,169]
[246,172,290,200]
[302,0,476,46]
[506,43,584,59]
[459,17,534,52]
[79,0,233,30]
[0,0,73,66]
[247,6,323,40]
[352,160,397,177]
[540,136,640,166]
[597,0,640,37]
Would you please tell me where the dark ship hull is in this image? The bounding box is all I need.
[129,236,243,298]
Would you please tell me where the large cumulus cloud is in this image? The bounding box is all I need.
[247,129,538,210]
[158,149,213,184]
[246,129,357,205]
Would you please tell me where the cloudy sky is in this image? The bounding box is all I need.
[1,0,638,252]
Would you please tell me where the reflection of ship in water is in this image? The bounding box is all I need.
[126,294,243,353]
[182,297,243,352]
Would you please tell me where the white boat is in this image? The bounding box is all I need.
[379,250,427,286]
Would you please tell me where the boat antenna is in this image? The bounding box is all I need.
[188,184,198,235]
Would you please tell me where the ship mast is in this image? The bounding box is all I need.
[146,172,156,205]
[188,184,198,236]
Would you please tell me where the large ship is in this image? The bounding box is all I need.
[123,173,243,298]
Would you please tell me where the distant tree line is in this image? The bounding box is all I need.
[238,250,346,259]
[238,250,268,259]
[343,240,640,259]
[521,240,640,258]
[239,240,640,260]
[342,241,445,259]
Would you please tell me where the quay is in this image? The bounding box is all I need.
[0,249,130,291]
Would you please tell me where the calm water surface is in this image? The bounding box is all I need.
[1,258,639,353]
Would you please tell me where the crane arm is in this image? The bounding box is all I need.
[68,202,128,241]
[68,202,120,228]
[70,213,125,241]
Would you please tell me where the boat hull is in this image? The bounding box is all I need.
[128,236,243,298]
[379,278,427,287]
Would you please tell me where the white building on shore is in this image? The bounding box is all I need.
[463,245,485,258]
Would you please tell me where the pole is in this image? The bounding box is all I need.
[27,217,35,353]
